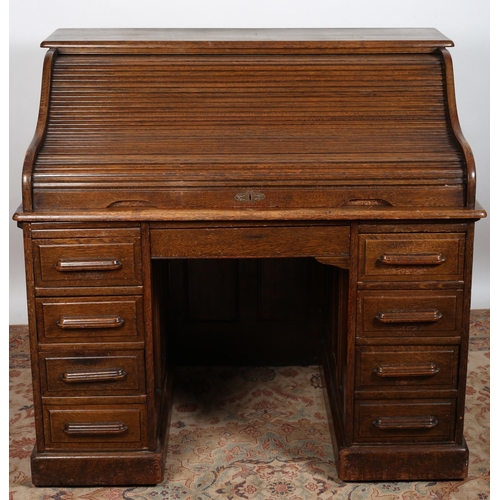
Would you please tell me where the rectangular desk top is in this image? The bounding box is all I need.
[41,28,453,53]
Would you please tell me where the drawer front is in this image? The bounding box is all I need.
[357,290,463,338]
[354,400,456,443]
[355,346,459,390]
[33,237,142,288]
[359,233,465,281]
[40,351,145,396]
[35,296,144,344]
[151,225,350,258]
[43,404,148,450]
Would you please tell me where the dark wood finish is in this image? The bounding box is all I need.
[13,29,486,486]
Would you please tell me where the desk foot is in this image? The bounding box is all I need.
[337,441,469,481]
[30,445,167,486]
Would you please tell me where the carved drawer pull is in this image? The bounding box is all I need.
[56,315,125,329]
[342,198,392,207]
[378,253,446,266]
[376,309,443,323]
[61,368,128,384]
[243,233,266,239]
[62,422,129,435]
[373,415,438,430]
[54,258,122,272]
[374,363,440,378]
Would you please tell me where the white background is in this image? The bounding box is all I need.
[9,0,491,323]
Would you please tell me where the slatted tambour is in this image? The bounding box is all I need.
[24,29,474,211]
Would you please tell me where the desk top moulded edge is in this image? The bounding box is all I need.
[40,28,454,54]
[13,205,487,224]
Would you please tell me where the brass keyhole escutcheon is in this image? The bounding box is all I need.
[234,191,266,202]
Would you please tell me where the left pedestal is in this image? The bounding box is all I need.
[21,222,170,486]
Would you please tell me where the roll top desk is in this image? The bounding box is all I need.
[14,28,486,486]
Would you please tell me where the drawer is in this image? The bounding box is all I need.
[35,296,144,344]
[40,351,145,396]
[354,400,456,443]
[359,233,465,282]
[355,346,459,390]
[357,290,463,338]
[150,225,350,259]
[33,236,142,288]
[43,404,148,450]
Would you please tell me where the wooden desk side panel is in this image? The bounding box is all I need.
[21,224,48,452]
[439,48,477,208]
[22,49,57,212]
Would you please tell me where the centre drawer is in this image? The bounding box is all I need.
[150,225,350,259]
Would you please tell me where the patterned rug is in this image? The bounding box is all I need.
[9,310,490,499]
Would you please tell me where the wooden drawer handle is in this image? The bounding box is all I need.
[378,253,446,266]
[62,422,129,435]
[61,368,127,384]
[54,258,122,272]
[374,363,440,378]
[56,315,125,329]
[243,233,266,239]
[342,198,392,207]
[373,415,438,430]
[376,309,443,323]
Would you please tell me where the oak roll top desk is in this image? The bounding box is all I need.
[14,28,486,486]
